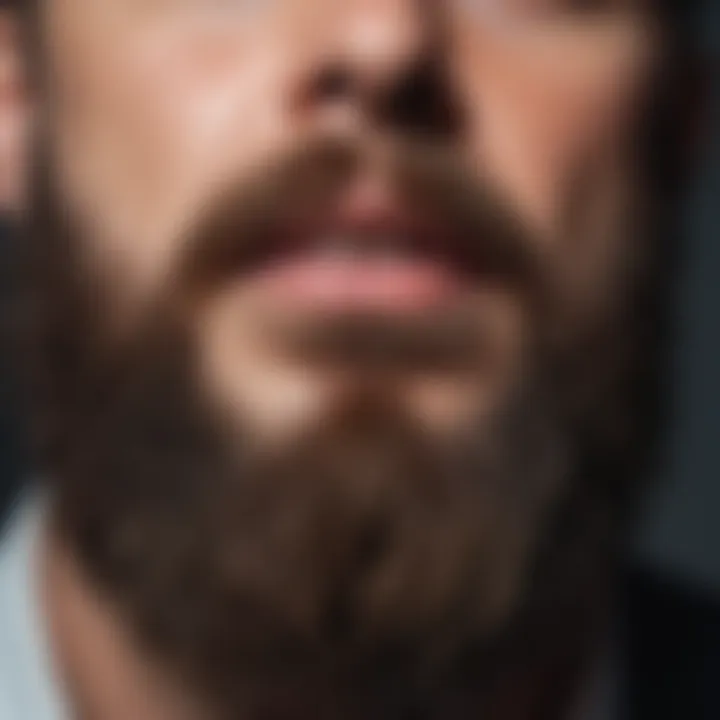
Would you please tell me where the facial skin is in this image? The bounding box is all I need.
[41,0,659,424]
[4,0,675,718]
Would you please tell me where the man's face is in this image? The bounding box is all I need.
[27,0,665,714]
[41,0,658,441]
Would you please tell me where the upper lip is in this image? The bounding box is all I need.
[276,211,437,256]
[264,201,484,278]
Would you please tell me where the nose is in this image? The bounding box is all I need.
[297,0,465,139]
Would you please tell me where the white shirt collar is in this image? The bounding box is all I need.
[0,489,67,720]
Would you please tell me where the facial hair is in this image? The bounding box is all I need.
[21,136,649,719]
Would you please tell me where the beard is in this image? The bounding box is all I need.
[21,136,653,719]
[58,331,573,719]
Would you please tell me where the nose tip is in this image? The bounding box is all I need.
[299,0,464,139]
[339,1,434,95]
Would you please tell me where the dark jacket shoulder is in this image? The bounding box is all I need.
[626,566,720,720]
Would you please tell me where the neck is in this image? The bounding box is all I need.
[40,515,613,720]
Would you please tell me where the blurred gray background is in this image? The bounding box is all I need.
[636,0,720,591]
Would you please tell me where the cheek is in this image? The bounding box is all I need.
[46,10,294,319]
[459,20,659,237]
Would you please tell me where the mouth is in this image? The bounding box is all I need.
[234,198,522,317]
[251,225,471,314]
[184,154,537,319]
[187,168,538,375]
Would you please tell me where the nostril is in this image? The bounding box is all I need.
[378,59,465,138]
[298,50,464,141]
[312,63,355,103]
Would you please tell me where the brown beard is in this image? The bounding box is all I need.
[57,336,573,718]
[20,136,650,719]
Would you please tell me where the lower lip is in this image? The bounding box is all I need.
[251,256,467,313]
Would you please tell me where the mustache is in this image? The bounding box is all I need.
[176,137,548,304]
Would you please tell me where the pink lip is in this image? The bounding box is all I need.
[233,179,476,313]
[253,255,466,313]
